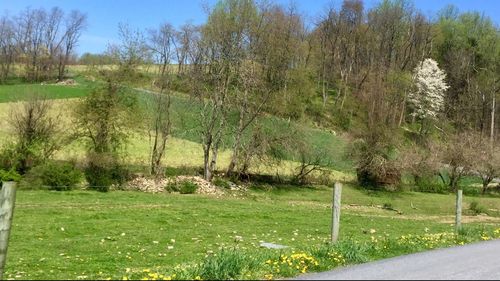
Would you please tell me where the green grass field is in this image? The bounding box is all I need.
[4,186,500,280]
[0,75,93,103]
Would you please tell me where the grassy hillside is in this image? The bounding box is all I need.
[0,78,353,175]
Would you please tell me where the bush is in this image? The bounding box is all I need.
[469,201,488,216]
[334,110,352,131]
[165,181,180,193]
[179,181,198,194]
[382,203,394,210]
[84,153,129,192]
[165,180,198,194]
[0,144,21,172]
[212,177,230,189]
[0,169,21,182]
[24,161,82,191]
[412,175,449,194]
[462,185,481,197]
[350,135,402,191]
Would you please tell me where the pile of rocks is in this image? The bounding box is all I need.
[124,175,225,195]
[56,79,78,85]
[174,176,224,195]
[124,176,168,193]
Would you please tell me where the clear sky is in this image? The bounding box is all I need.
[1,0,499,55]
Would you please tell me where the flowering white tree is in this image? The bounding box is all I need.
[409,58,449,121]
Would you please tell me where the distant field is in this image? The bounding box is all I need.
[67,64,181,74]
[0,83,91,103]
[0,70,95,102]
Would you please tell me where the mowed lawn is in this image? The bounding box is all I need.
[4,186,500,280]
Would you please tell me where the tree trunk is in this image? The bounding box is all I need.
[203,145,211,181]
[150,95,170,177]
[491,94,496,145]
[482,181,488,195]
[58,53,68,81]
[208,143,219,182]
[399,91,406,127]
[482,175,493,195]
[226,112,245,176]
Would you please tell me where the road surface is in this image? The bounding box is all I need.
[295,240,500,280]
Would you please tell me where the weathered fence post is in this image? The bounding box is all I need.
[455,189,462,233]
[0,181,17,280]
[331,182,342,243]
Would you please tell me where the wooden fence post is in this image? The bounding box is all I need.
[331,182,342,243]
[455,189,462,233]
[0,181,17,280]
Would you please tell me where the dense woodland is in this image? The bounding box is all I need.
[0,0,499,193]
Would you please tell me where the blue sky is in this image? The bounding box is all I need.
[2,0,499,54]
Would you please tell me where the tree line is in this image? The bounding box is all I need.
[0,7,87,82]
[1,0,499,193]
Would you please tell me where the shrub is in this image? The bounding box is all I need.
[212,177,230,189]
[0,143,21,172]
[84,153,129,192]
[165,181,180,193]
[334,110,352,131]
[462,185,481,197]
[24,161,82,191]
[350,136,402,191]
[179,180,198,194]
[165,180,198,194]
[469,201,487,216]
[412,175,449,194]
[7,96,62,174]
[382,203,394,210]
[0,169,21,182]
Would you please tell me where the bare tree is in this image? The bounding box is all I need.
[226,62,271,176]
[175,23,197,75]
[15,8,47,81]
[0,16,16,83]
[8,95,61,173]
[146,22,176,176]
[108,23,149,76]
[475,142,500,194]
[57,10,87,80]
[43,7,64,79]
[7,7,86,81]
[438,132,476,192]
[192,0,259,181]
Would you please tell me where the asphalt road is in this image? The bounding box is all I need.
[294,240,500,280]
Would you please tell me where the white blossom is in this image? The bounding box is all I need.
[409,58,449,120]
